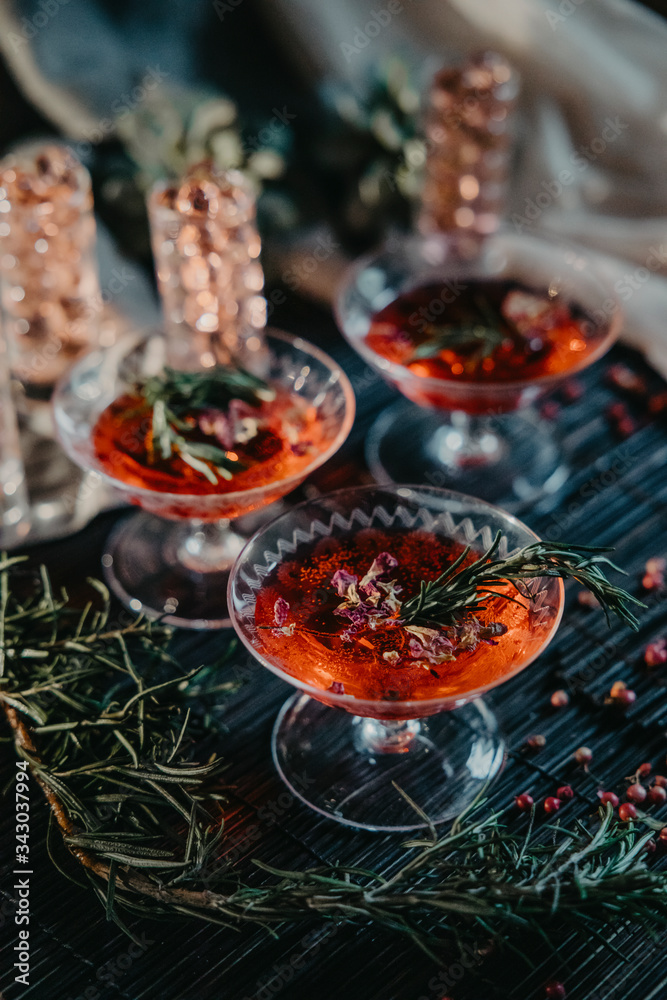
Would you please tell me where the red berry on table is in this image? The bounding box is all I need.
[616,417,636,439]
[557,785,574,801]
[574,746,593,766]
[597,791,619,808]
[648,785,667,806]
[550,689,569,708]
[562,378,584,401]
[626,783,647,804]
[514,793,534,812]
[619,802,638,822]
[613,688,637,707]
[606,401,628,421]
[545,981,567,999]
[540,400,560,421]
[544,797,561,814]
[645,638,667,667]
[577,590,600,610]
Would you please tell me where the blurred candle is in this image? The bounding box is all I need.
[0,142,101,396]
[148,164,266,370]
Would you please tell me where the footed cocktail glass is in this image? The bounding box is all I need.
[229,485,564,831]
[335,230,622,507]
[53,329,354,628]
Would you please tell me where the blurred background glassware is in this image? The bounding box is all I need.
[0,141,109,542]
[53,328,355,628]
[0,318,30,547]
[335,228,622,507]
[417,51,519,240]
[147,166,266,371]
[228,484,564,832]
[0,141,101,398]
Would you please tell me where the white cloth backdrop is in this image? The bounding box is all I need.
[274,0,667,375]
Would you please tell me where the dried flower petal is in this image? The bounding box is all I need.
[273,597,290,627]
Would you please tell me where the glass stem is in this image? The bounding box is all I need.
[354,716,422,755]
[430,409,506,468]
[175,518,245,573]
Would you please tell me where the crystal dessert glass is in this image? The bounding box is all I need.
[228,484,564,831]
[335,229,622,507]
[53,329,355,628]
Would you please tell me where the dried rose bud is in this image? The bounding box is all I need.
[642,572,664,590]
[644,838,657,853]
[574,746,593,766]
[514,793,534,812]
[610,680,627,698]
[654,775,667,788]
[648,785,667,807]
[550,689,569,709]
[598,790,619,808]
[619,802,638,822]
[557,785,574,801]
[659,826,667,842]
[543,797,561,814]
[637,762,652,778]
[645,638,667,667]
[526,734,546,750]
[626,783,647,804]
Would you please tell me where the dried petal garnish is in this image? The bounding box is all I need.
[139,364,277,483]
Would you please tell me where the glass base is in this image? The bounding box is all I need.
[272,693,505,832]
[366,399,568,508]
[103,510,249,629]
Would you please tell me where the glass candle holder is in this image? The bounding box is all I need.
[0,318,30,546]
[419,51,519,239]
[148,166,266,370]
[0,142,100,396]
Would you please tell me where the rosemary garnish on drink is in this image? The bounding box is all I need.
[401,531,644,630]
[138,364,276,484]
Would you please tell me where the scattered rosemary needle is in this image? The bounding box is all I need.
[400,530,645,630]
[2,558,663,971]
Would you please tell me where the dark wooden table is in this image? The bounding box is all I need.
[2,295,667,1000]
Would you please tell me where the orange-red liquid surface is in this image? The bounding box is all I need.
[255,529,560,717]
[365,280,606,384]
[92,388,325,498]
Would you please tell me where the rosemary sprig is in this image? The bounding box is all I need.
[412,293,521,371]
[401,531,644,630]
[1,559,662,970]
[139,364,276,483]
